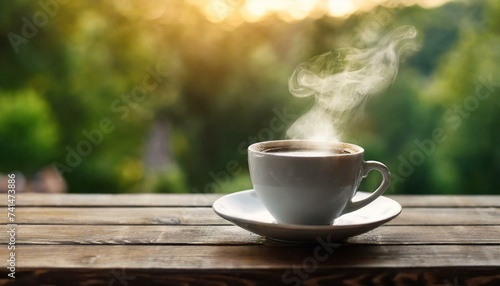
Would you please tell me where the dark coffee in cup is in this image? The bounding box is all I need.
[263,147,351,157]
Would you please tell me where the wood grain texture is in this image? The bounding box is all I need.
[1,245,500,269]
[0,225,265,245]
[3,193,221,207]
[1,225,499,245]
[1,194,498,285]
[388,207,500,225]
[387,195,500,207]
[1,207,499,225]
[5,193,500,207]
[0,207,226,225]
[0,269,499,286]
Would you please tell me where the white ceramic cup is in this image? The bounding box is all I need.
[248,140,391,225]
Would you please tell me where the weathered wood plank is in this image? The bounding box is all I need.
[388,195,500,208]
[389,207,500,225]
[4,193,500,207]
[1,207,498,225]
[1,225,499,245]
[1,193,221,207]
[346,225,500,245]
[0,225,263,245]
[1,245,499,269]
[1,194,498,285]
[0,268,499,286]
[0,207,226,225]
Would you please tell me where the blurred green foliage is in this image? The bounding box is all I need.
[0,0,499,194]
[0,89,59,173]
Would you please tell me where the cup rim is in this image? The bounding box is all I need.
[248,139,364,157]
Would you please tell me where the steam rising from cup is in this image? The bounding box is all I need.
[286,25,419,141]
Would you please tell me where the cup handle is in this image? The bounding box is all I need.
[341,161,391,214]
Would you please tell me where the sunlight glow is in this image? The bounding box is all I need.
[206,0,233,23]
[327,0,356,17]
[194,0,453,24]
[241,0,322,22]
[279,0,321,21]
[242,0,270,22]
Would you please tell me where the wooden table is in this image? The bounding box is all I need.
[1,194,499,285]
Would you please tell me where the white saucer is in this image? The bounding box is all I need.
[212,189,402,243]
